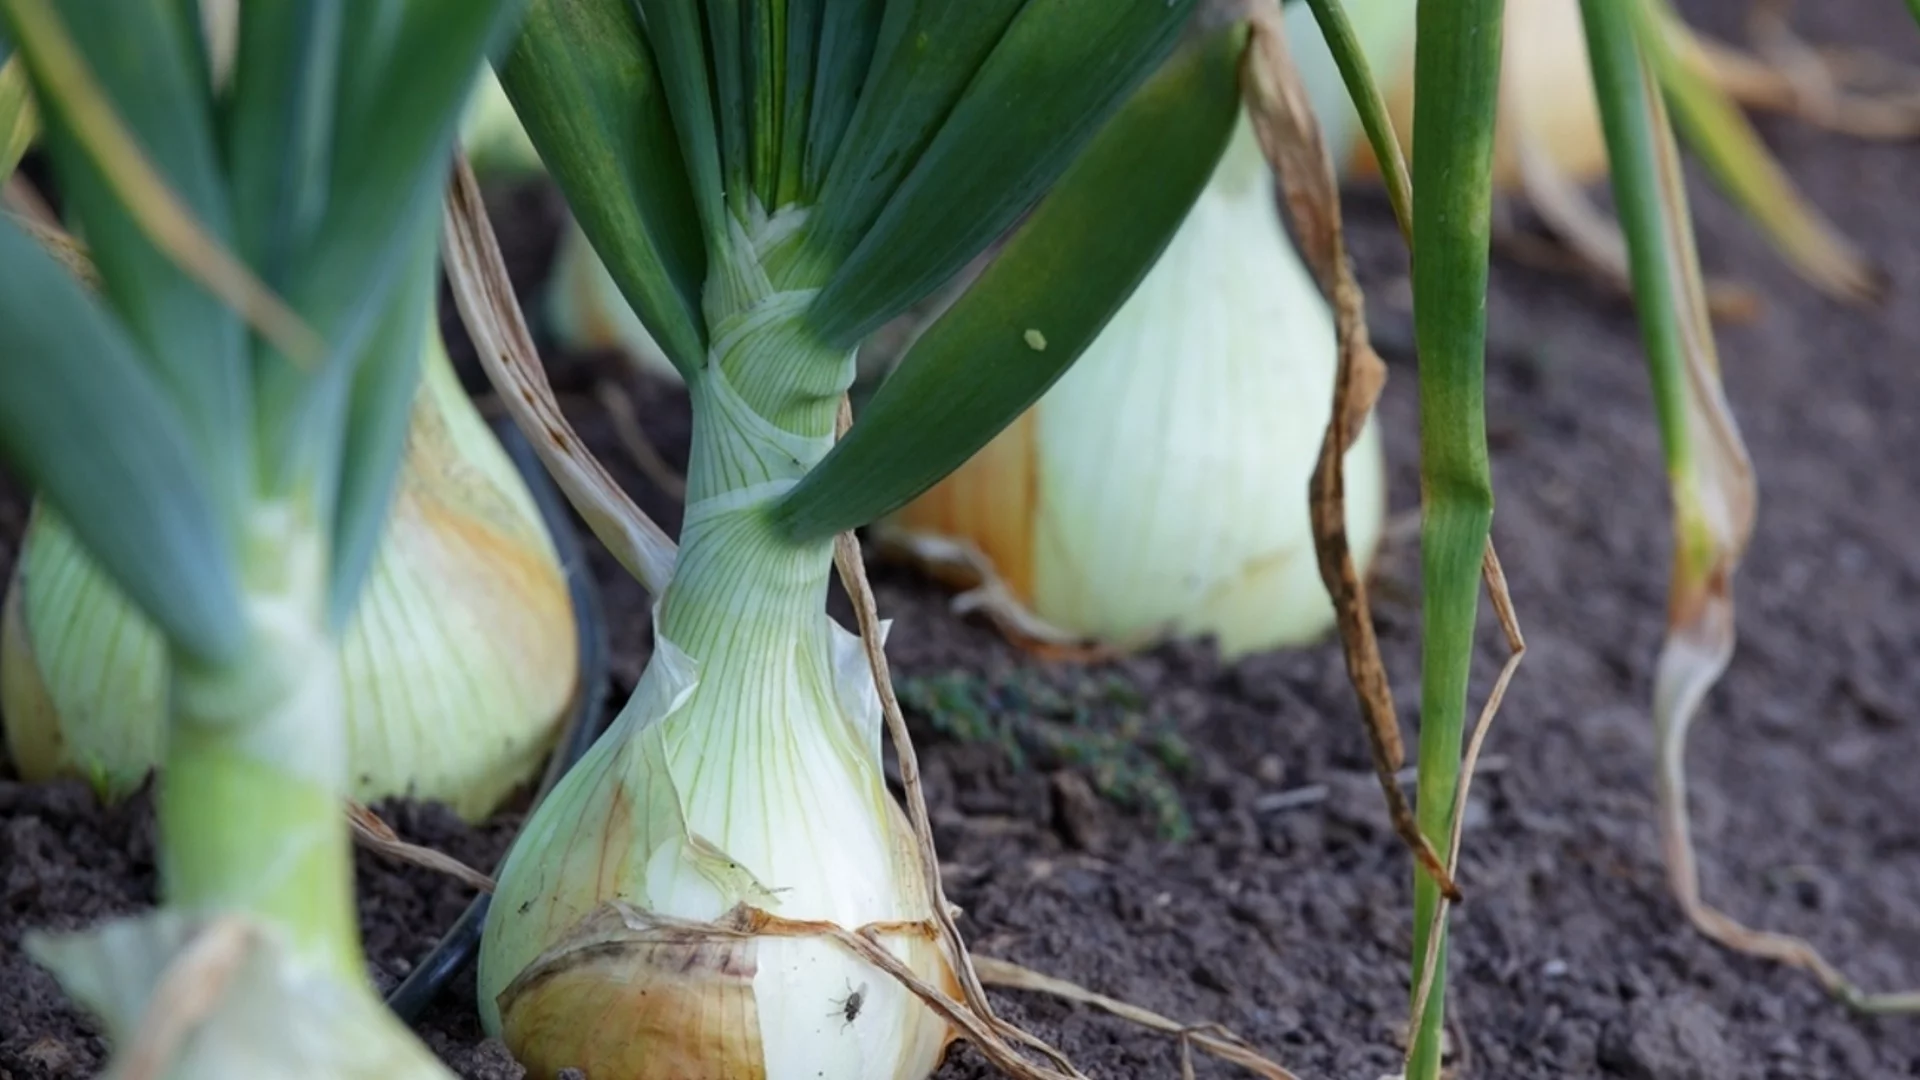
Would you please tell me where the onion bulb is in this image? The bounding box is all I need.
[478,595,954,1079]
[1349,0,1604,189]
[1,327,578,820]
[891,111,1388,659]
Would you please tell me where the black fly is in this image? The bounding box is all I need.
[829,980,868,1027]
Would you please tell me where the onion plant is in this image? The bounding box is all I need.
[0,2,519,1075]
[454,2,1276,1076]
[1299,0,1920,1076]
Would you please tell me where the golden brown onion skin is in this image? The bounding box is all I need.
[500,917,767,1080]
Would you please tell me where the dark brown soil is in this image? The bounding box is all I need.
[6,1,1920,1076]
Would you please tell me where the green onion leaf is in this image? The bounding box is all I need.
[634,0,729,248]
[703,0,750,220]
[498,0,708,377]
[799,0,879,200]
[1405,0,1504,1076]
[326,228,439,629]
[0,214,243,666]
[221,1,340,296]
[776,0,818,207]
[749,0,784,210]
[253,0,520,493]
[810,0,1197,347]
[770,18,1246,543]
[0,52,33,180]
[802,0,1026,267]
[5,0,248,530]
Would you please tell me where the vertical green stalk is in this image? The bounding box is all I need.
[658,222,857,704]
[1408,1,1503,1077]
[1579,0,1686,468]
[160,497,363,983]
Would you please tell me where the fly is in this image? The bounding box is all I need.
[829,981,868,1028]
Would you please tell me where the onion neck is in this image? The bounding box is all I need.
[660,232,854,665]
[160,498,364,983]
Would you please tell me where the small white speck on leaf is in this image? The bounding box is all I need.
[1023,328,1047,351]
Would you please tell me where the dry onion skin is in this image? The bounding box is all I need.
[0,329,578,821]
[893,112,1388,660]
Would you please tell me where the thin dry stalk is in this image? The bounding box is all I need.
[443,156,679,596]
[830,397,1090,1079]
[751,911,1084,1080]
[1238,0,1458,903]
[594,377,687,501]
[345,801,498,895]
[114,917,255,1080]
[974,956,1304,1080]
[1406,541,1526,1057]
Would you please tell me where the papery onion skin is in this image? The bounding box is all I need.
[896,113,1388,660]
[0,335,578,820]
[498,910,768,1080]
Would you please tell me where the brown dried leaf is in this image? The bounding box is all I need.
[1634,46,1919,1013]
[344,801,498,895]
[1407,542,1526,1048]
[1238,0,1456,903]
[442,157,679,595]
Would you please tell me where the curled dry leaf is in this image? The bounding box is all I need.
[1237,0,1458,903]
[344,800,498,895]
[1407,542,1525,1057]
[1633,46,1920,1013]
[442,157,679,596]
[1506,115,1763,325]
[1636,0,1883,307]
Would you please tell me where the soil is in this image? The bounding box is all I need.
[5,1,1920,1077]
